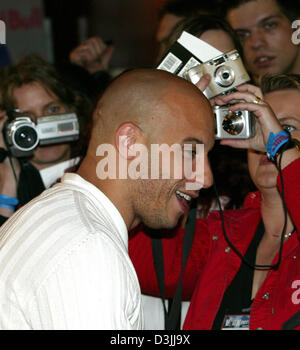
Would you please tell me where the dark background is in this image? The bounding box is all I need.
[44,0,167,69]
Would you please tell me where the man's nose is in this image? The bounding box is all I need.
[247,28,267,50]
[185,154,213,191]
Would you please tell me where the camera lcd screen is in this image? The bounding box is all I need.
[58,122,75,133]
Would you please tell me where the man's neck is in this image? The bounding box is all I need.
[76,154,138,232]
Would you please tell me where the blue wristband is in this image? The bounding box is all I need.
[0,195,19,206]
[266,131,290,161]
[0,203,15,211]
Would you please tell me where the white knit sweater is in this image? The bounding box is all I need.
[0,173,143,330]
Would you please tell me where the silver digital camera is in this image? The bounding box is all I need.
[4,112,79,157]
[214,105,255,139]
[186,50,250,99]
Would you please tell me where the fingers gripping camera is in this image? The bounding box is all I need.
[214,106,255,139]
[4,113,79,157]
[186,50,255,139]
[186,50,250,99]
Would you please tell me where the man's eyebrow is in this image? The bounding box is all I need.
[258,15,282,25]
[235,15,282,31]
[182,137,204,144]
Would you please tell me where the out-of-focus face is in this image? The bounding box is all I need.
[156,13,184,60]
[132,86,215,230]
[227,0,300,84]
[247,89,300,191]
[199,29,236,53]
[13,82,71,169]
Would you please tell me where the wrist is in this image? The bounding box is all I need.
[0,203,15,211]
[0,194,19,215]
[0,194,19,206]
[0,157,20,196]
[266,130,300,164]
[266,130,290,162]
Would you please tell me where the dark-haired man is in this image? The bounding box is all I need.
[223,0,300,84]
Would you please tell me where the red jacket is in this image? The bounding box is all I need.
[129,158,300,330]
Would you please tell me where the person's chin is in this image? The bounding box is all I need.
[32,145,70,166]
[166,210,184,229]
[147,212,182,230]
[255,175,278,191]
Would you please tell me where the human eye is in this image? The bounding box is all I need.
[235,30,250,42]
[189,150,197,159]
[183,144,194,158]
[46,104,63,115]
[263,21,278,31]
[282,124,296,133]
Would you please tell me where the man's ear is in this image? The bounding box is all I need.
[115,122,142,160]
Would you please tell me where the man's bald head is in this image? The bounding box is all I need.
[79,68,215,231]
[90,68,211,145]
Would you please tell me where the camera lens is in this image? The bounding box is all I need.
[222,72,230,80]
[222,111,244,135]
[214,65,235,87]
[13,125,38,150]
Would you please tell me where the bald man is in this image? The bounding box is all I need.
[0,69,214,330]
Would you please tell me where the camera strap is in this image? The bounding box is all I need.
[150,201,197,330]
[0,147,9,163]
[282,311,300,330]
[17,159,46,206]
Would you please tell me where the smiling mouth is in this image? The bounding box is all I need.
[176,190,192,212]
[254,56,275,68]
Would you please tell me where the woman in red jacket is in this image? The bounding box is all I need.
[129,73,300,330]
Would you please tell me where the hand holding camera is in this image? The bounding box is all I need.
[186,49,256,140]
[0,111,20,215]
[0,110,8,150]
[3,111,79,158]
[215,84,283,152]
[195,75,285,156]
[186,50,250,100]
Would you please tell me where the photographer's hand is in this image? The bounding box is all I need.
[0,110,7,149]
[0,111,20,218]
[69,36,115,74]
[214,84,283,152]
[195,74,211,92]
[195,74,219,107]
